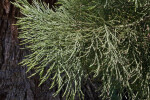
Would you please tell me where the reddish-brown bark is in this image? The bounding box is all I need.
[0,0,62,100]
[0,0,100,100]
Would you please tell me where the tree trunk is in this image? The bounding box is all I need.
[0,0,100,100]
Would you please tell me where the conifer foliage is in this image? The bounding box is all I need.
[13,0,150,99]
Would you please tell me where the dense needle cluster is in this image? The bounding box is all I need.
[13,0,150,99]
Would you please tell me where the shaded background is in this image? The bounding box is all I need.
[0,0,100,100]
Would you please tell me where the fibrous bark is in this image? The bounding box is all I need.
[0,0,61,100]
[0,0,100,100]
